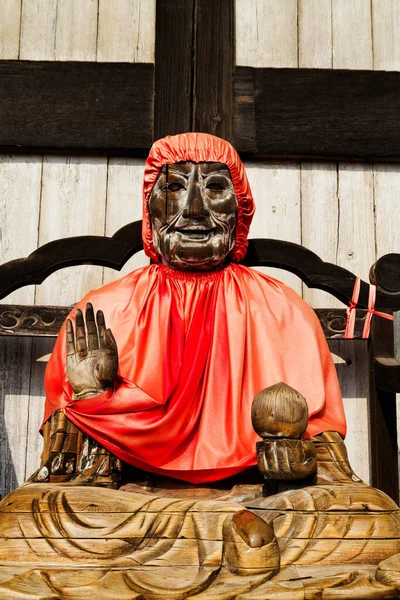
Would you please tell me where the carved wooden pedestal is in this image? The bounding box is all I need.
[1,388,400,598]
[1,434,400,599]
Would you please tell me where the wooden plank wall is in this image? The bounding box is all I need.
[0,0,154,497]
[0,0,399,495]
[236,0,400,484]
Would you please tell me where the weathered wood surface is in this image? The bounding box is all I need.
[0,61,154,154]
[103,158,149,283]
[153,0,194,139]
[234,67,400,160]
[0,0,21,60]
[244,162,301,293]
[19,0,155,63]
[5,59,400,159]
[192,0,235,142]
[236,0,298,68]
[0,428,400,598]
[97,0,155,63]
[236,0,395,72]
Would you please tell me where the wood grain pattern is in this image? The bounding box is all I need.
[55,0,98,61]
[0,61,154,154]
[0,434,399,597]
[235,0,297,68]
[372,0,400,70]
[301,162,340,309]
[18,0,155,64]
[193,0,235,142]
[371,0,400,505]
[25,338,54,481]
[97,0,155,63]
[35,157,107,306]
[298,0,332,69]
[0,156,42,495]
[330,340,371,484]
[332,0,373,69]
[335,164,376,490]
[0,0,21,60]
[0,340,31,496]
[19,0,58,61]
[153,0,194,140]
[103,158,148,284]
[234,67,400,160]
[0,156,42,305]
[244,162,302,294]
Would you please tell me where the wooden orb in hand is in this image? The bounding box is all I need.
[251,381,308,439]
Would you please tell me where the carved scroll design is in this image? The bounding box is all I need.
[0,308,55,331]
[315,308,367,339]
[0,305,70,337]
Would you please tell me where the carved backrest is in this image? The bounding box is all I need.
[0,221,399,499]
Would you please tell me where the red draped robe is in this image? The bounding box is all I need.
[43,262,346,484]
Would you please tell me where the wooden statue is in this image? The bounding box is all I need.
[0,133,400,599]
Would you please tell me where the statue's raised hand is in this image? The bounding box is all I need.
[66,303,118,399]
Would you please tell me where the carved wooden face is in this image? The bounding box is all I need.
[148,162,238,270]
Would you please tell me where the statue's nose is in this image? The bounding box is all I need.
[182,180,209,219]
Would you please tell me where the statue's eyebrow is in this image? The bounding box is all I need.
[160,166,191,177]
[200,164,230,176]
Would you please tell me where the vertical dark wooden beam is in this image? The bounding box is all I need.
[154,0,195,140]
[193,0,235,143]
[369,316,399,503]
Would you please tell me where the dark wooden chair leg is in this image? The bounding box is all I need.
[369,316,399,504]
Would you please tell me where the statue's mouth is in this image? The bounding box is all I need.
[173,228,216,240]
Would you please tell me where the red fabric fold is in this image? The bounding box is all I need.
[44,264,346,484]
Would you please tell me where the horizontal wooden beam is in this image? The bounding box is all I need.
[2,60,400,160]
[0,61,153,154]
[235,67,400,160]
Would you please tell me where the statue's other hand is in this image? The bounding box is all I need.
[66,303,118,400]
[257,438,317,480]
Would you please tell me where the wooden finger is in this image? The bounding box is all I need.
[97,310,107,348]
[66,319,76,356]
[105,328,117,350]
[75,308,87,356]
[85,303,99,350]
[264,440,279,474]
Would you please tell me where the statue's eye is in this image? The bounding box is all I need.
[166,182,185,192]
[206,182,225,192]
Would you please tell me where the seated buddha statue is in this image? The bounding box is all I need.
[0,133,400,599]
